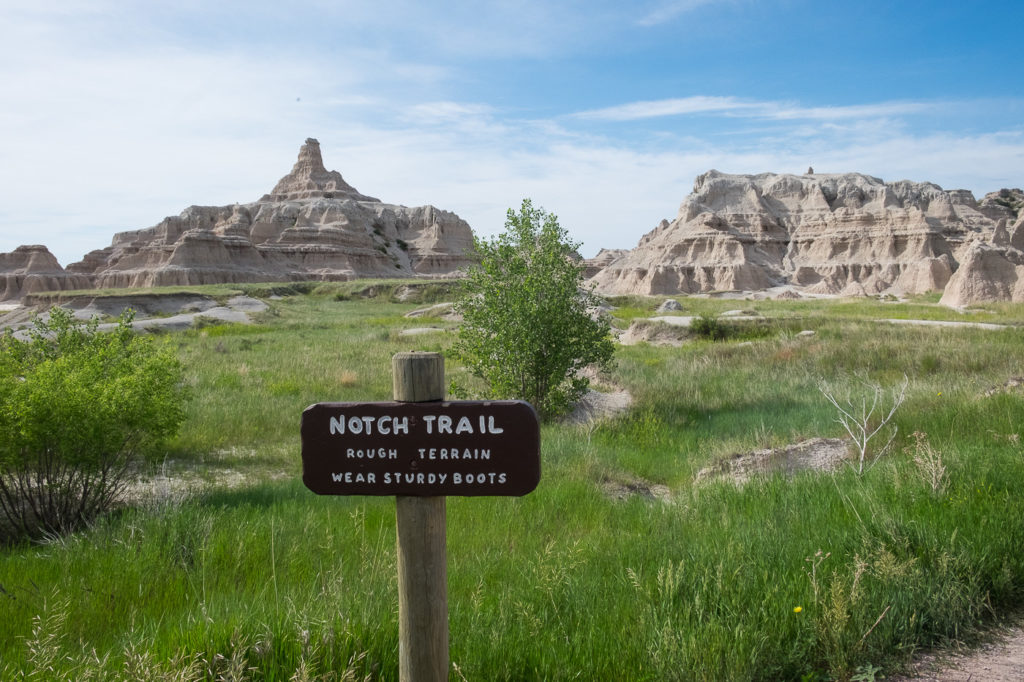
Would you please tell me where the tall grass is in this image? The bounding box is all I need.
[2,289,1023,680]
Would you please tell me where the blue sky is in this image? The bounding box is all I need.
[2,0,1022,265]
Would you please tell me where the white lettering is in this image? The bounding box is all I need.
[345,448,397,459]
[438,415,453,434]
[455,416,473,434]
[393,417,409,435]
[348,416,363,434]
[488,416,503,434]
[436,470,508,485]
[330,416,345,435]
[423,415,436,433]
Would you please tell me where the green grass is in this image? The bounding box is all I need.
[2,288,1023,680]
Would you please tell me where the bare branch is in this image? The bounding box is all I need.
[819,374,908,475]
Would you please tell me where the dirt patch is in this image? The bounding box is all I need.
[984,376,1024,397]
[891,624,1024,681]
[695,437,850,485]
[405,302,458,319]
[122,451,288,507]
[2,294,269,337]
[124,467,249,507]
[399,327,446,336]
[882,318,1009,331]
[618,319,689,346]
[600,474,671,502]
[565,387,633,424]
[65,294,220,319]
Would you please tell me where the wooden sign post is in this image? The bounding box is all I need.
[300,351,541,682]
[393,352,448,682]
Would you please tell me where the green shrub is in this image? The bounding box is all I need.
[691,313,729,340]
[452,199,615,418]
[0,308,188,542]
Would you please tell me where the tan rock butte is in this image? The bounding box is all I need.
[46,138,476,292]
[588,171,1023,305]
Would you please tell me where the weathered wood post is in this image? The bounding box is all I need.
[300,352,541,681]
[392,352,447,682]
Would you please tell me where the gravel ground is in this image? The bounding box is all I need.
[892,625,1024,681]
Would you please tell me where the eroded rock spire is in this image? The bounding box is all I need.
[265,138,379,202]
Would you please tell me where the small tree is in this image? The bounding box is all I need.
[0,307,188,541]
[452,199,615,419]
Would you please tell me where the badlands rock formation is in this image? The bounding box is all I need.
[940,217,1024,306]
[61,139,475,290]
[0,245,91,302]
[583,248,629,279]
[589,171,1024,303]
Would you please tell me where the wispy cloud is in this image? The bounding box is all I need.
[574,96,933,122]
[574,96,757,120]
[636,0,730,27]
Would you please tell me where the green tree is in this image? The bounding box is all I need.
[0,307,188,541]
[452,199,615,418]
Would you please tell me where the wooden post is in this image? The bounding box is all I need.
[392,352,448,682]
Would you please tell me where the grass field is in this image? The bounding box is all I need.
[1,287,1022,680]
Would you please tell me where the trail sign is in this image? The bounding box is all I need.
[301,400,541,496]
[303,352,542,682]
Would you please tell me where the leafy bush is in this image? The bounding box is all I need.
[0,308,188,542]
[689,314,778,342]
[690,313,729,340]
[452,199,615,418]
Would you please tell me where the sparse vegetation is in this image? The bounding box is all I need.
[1,289,1023,680]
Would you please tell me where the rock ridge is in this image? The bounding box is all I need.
[0,245,91,302]
[5,138,475,296]
[588,170,1023,304]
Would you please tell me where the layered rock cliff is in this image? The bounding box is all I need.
[63,138,475,290]
[589,171,1023,304]
[0,245,91,302]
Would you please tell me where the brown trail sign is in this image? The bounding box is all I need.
[300,351,541,682]
[301,400,540,496]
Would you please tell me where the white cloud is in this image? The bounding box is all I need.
[574,96,933,122]
[574,96,757,120]
[636,0,731,27]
